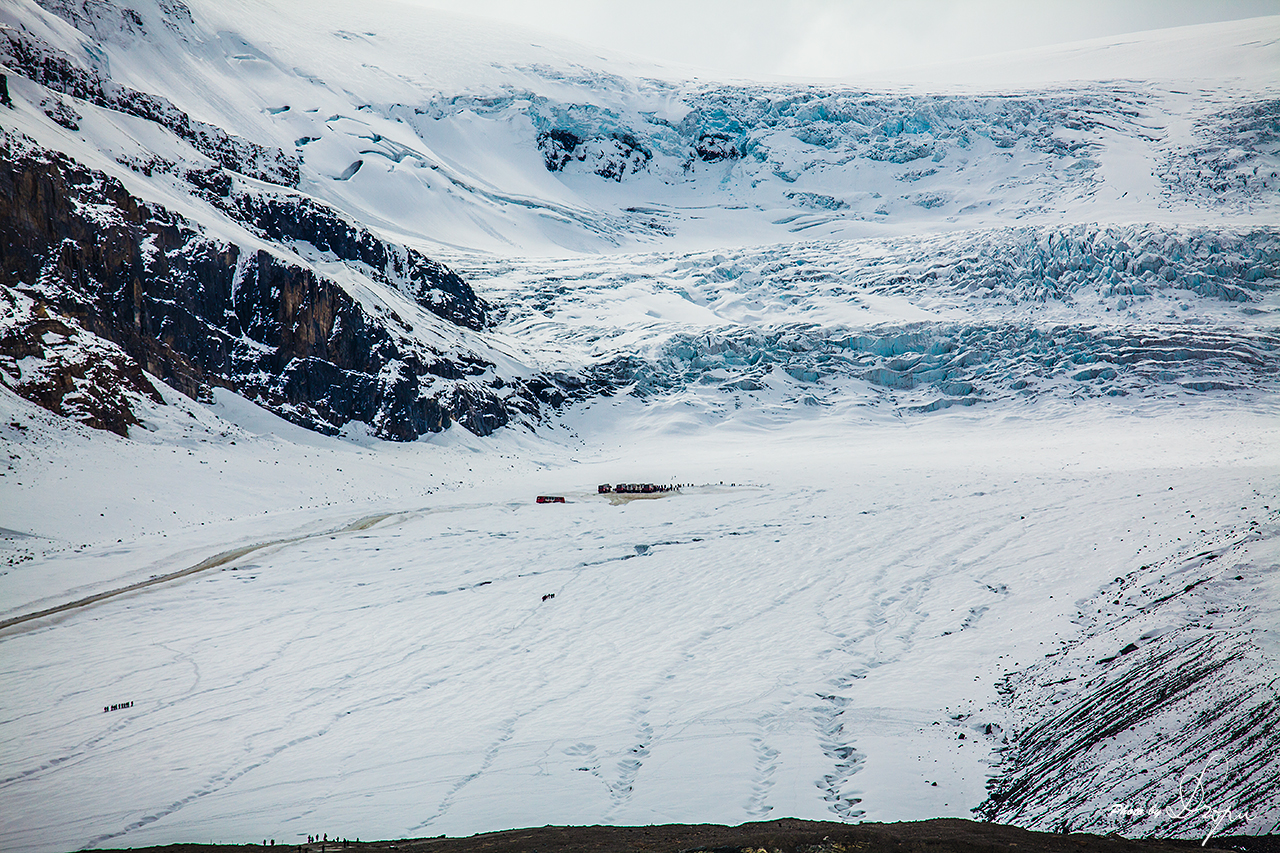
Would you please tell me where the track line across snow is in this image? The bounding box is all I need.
[0,512,397,633]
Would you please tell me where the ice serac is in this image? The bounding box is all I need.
[0,133,511,439]
[3,0,1277,441]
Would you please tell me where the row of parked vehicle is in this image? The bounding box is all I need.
[535,484,682,503]
[597,483,679,494]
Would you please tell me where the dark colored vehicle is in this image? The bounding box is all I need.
[605,483,677,494]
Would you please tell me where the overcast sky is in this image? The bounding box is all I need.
[405,0,1279,78]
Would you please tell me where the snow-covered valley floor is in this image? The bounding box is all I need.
[3,384,1277,850]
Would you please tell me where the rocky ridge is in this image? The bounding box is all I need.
[0,127,553,439]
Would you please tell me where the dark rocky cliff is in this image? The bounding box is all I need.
[0,284,164,436]
[0,132,533,439]
[230,190,487,331]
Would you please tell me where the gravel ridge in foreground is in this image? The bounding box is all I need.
[81,818,1279,853]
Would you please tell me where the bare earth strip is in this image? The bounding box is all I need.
[81,818,1276,853]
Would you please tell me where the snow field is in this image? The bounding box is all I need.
[3,387,1277,850]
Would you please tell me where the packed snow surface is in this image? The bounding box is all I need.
[2,1,1279,850]
[4,389,1277,850]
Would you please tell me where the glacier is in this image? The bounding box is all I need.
[0,1,1278,850]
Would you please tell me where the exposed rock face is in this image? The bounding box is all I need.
[230,191,487,330]
[0,3,571,441]
[537,129,582,172]
[537,129,652,181]
[0,286,163,436]
[0,133,517,439]
[695,132,739,161]
[35,0,197,45]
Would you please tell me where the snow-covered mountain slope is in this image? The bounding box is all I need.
[890,16,1280,88]
[1,1,1279,850]
[11,0,1277,254]
[2,0,1278,438]
[4,0,1278,257]
[1,0,1277,441]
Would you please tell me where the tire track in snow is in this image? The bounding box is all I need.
[79,642,444,849]
[586,515,816,820]
[744,717,782,818]
[807,502,1023,819]
[0,512,398,634]
[0,640,205,790]
[82,718,342,850]
[412,716,518,831]
[605,704,653,818]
